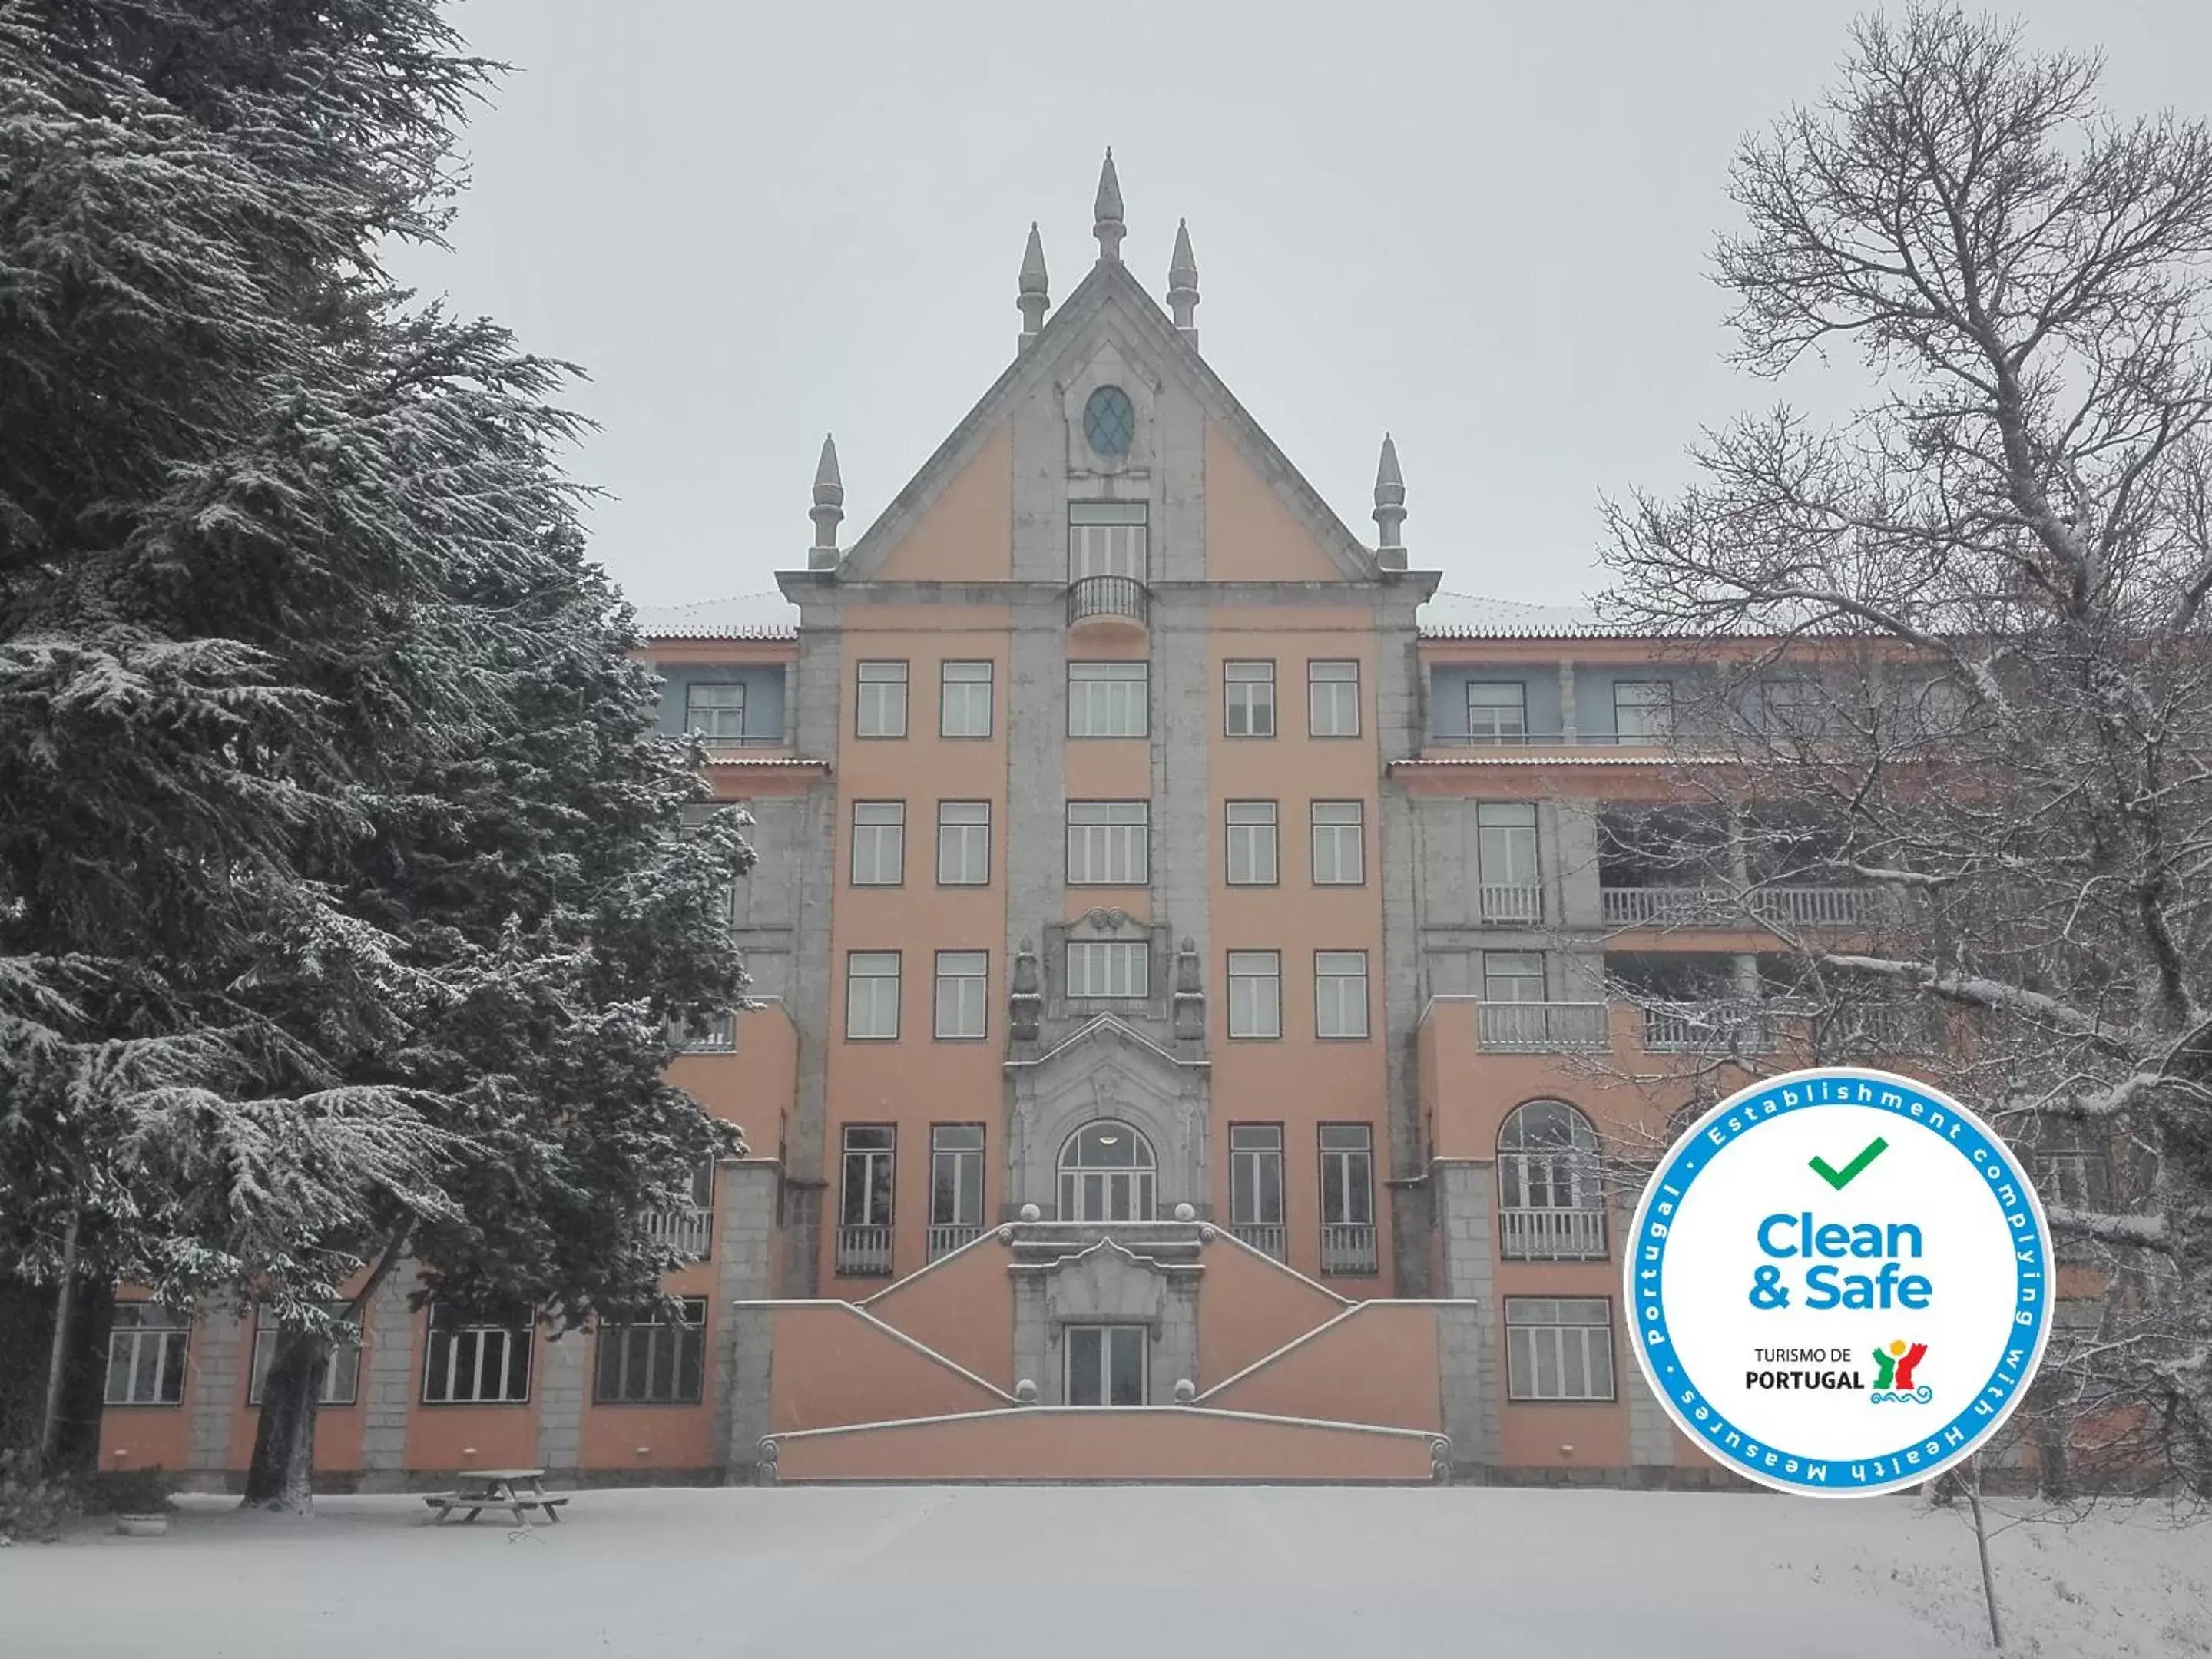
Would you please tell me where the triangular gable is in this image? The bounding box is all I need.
[835,260,1381,584]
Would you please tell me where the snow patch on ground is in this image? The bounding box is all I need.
[4,1486,2206,1657]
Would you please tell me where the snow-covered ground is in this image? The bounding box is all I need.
[6,1485,2207,1657]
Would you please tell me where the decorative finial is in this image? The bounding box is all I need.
[1373,432,1407,571]
[1093,147,1124,264]
[1167,217,1199,342]
[808,434,843,571]
[1017,222,1050,353]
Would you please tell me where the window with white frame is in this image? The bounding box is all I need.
[850,800,904,886]
[1319,1124,1375,1228]
[1227,950,1282,1039]
[936,800,990,886]
[1505,1297,1616,1401]
[105,1304,190,1406]
[1068,661,1148,737]
[1064,1323,1147,1406]
[683,682,747,741]
[934,950,988,1040]
[1758,677,1822,734]
[1066,801,1148,886]
[845,951,901,1039]
[674,1008,737,1052]
[930,1124,986,1234]
[248,1303,360,1406]
[1065,939,1148,999]
[1224,661,1276,737]
[1308,660,1360,737]
[422,1301,533,1404]
[1613,680,1674,742]
[1477,802,1540,886]
[1068,501,1148,580]
[1225,800,1278,886]
[939,661,993,738]
[1314,950,1369,1038]
[594,1297,706,1405]
[840,1125,896,1229]
[1310,800,1365,885]
[855,661,909,737]
[1483,950,1547,1002]
[1230,1124,1286,1233]
[1466,681,1528,742]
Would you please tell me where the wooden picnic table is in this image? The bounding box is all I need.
[422,1467,568,1527]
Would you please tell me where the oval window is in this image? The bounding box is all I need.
[1082,385,1136,457]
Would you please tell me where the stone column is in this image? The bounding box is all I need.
[356,1266,419,1491]
[715,1161,782,1483]
[532,1330,587,1478]
[1432,1161,1500,1473]
[183,1300,244,1491]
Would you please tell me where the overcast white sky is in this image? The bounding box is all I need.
[386,1,2212,610]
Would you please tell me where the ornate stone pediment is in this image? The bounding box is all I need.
[1043,1238,1168,1324]
[1005,1015,1210,1216]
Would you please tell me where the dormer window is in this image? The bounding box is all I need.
[1082,385,1136,457]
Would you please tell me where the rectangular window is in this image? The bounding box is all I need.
[1314,950,1370,1039]
[850,800,905,886]
[1759,678,1821,733]
[594,1298,706,1406]
[939,661,993,738]
[855,661,909,738]
[845,952,901,1039]
[929,1124,986,1234]
[840,1125,896,1228]
[1477,803,1541,888]
[248,1304,360,1407]
[683,682,747,741]
[1069,501,1149,580]
[104,1305,189,1406]
[1310,800,1365,886]
[1505,1297,1617,1402]
[1230,1124,1286,1232]
[1318,1124,1376,1273]
[1227,950,1282,1039]
[1065,939,1149,999]
[1308,660,1360,737]
[1225,800,1278,886]
[936,801,990,886]
[1066,801,1149,886]
[422,1301,533,1405]
[1483,950,1547,1002]
[1466,681,1528,742]
[674,1009,737,1052]
[1613,680,1674,742]
[1224,661,1276,737]
[1065,1324,1147,1406]
[1068,661,1149,737]
[934,949,988,1040]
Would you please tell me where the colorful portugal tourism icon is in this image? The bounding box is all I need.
[1625,1067,2054,1497]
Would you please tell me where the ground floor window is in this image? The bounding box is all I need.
[248,1303,361,1406]
[105,1304,190,1406]
[422,1300,534,1404]
[1065,1324,1147,1406]
[594,1298,707,1405]
[1504,1297,1615,1402]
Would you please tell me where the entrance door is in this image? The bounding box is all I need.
[1065,1325,1147,1406]
[1058,1121,1157,1221]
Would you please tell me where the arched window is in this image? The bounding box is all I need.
[1059,1121,1156,1222]
[1496,1101,1606,1260]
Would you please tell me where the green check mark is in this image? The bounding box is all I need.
[1809,1137,1889,1190]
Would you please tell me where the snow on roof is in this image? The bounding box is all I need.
[633,592,799,641]
[1415,591,1625,640]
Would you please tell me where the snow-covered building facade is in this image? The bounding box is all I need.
[102,161,1908,1488]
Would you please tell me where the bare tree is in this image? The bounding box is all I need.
[1600,5,2212,1492]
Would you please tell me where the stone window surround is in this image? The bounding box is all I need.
[1044,912,1172,1024]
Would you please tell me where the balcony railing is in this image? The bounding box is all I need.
[1600,885,1887,929]
[1427,730,1671,747]
[1231,1222,1288,1261]
[641,1206,714,1258]
[1475,1000,1610,1053]
[1479,882,1545,924]
[1066,575,1151,630]
[835,1223,893,1277]
[926,1223,983,1261]
[1319,1223,1378,1276]
[1500,1207,1608,1262]
[1643,1002,1775,1053]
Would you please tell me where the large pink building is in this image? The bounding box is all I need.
[101,161,1899,1488]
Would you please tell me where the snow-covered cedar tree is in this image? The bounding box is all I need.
[0,1,750,1507]
[1598,7,2212,1492]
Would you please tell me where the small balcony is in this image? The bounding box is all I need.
[1642,1002,1775,1054]
[640,1206,714,1258]
[926,1223,984,1261]
[1600,884,1887,929]
[1479,882,1545,925]
[1319,1223,1379,1276]
[1500,1207,1608,1262]
[1475,1000,1610,1053]
[835,1223,893,1277]
[1231,1222,1288,1261]
[1066,575,1151,636]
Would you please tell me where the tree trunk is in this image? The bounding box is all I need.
[242,1331,326,1512]
[1965,1457,2005,1651]
[36,1209,80,1470]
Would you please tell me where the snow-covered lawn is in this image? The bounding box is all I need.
[6,1485,2207,1657]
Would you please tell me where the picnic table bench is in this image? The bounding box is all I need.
[422,1468,569,1526]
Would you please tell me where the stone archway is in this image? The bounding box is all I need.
[1005,1016,1207,1218]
